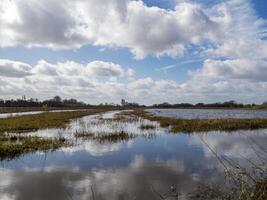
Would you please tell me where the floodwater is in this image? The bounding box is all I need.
[147,108,267,119]
[0,110,267,200]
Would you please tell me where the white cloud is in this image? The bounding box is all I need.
[0,0,88,49]
[0,59,32,77]
[1,58,267,104]
[0,0,223,58]
[0,0,267,103]
[29,60,133,79]
[192,59,267,82]
[86,61,126,78]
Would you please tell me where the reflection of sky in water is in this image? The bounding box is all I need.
[26,111,162,139]
[0,111,267,200]
[148,108,267,119]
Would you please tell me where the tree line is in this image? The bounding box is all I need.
[0,97,266,109]
[151,101,267,109]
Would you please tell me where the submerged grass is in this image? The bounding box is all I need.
[131,110,267,133]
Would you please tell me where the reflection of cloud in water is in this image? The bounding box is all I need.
[27,111,163,140]
[189,129,267,162]
[2,111,267,199]
[0,156,201,200]
[61,140,127,156]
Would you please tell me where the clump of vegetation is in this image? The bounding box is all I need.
[188,179,267,200]
[94,131,136,142]
[96,112,139,123]
[0,136,68,160]
[74,132,94,139]
[0,109,108,133]
[132,110,267,133]
[140,124,156,130]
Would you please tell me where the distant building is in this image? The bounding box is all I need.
[121,99,126,106]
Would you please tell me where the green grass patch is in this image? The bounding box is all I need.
[0,109,111,160]
[0,136,69,160]
[132,110,267,133]
[0,109,108,133]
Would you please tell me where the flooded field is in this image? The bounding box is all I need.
[147,108,267,119]
[0,110,266,200]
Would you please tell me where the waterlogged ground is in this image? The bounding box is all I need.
[0,110,267,200]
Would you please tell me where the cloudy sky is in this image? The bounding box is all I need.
[0,0,267,105]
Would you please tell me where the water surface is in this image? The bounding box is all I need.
[147,108,267,119]
[0,111,266,200]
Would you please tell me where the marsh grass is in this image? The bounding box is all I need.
[98,112,139,123]
[93,131,136,142]
[140,124,156,130]
[0,136,68,160]
[0,109,108,133]
[132,110,267,133]
[74,132,94,139]
[0,109,109,160]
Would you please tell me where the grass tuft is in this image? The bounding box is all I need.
[94,131,136,142]
[140,124,156,130]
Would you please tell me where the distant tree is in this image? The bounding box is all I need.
[53,96,62,103]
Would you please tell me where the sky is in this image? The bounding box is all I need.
[0,0,267,105]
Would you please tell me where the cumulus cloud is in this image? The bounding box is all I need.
[1,58,267,104]
[86,61,128,78]
[0,0,223,58]
[0,59,32,77]
[0,0,267,103]
[0,0,88,49]
[0,59,137,102]
[29,60,134,79]
[192,59,267,82]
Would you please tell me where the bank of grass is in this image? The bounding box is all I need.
[0,135,69,160]
[0,107,88,114]
[0,109,108,133]
[131,110,267,133]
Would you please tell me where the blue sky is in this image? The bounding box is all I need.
[0,0,267,104]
